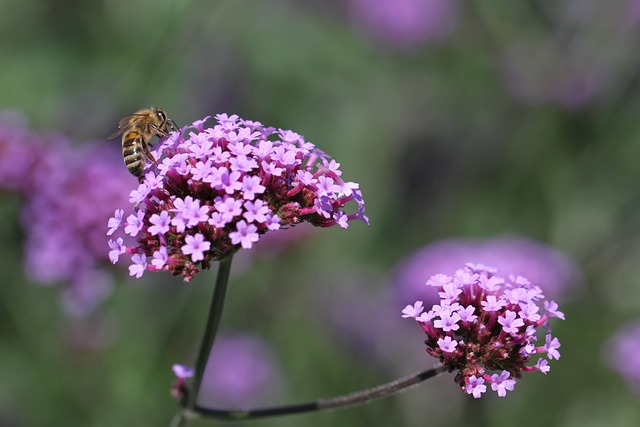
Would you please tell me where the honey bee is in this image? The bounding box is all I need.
[109,107,179,179]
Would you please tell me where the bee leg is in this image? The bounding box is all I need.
[149,123,164,138]
[151,124,170,138]
[142,141,159,166]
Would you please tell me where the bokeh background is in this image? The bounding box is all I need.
[2,0,640,426]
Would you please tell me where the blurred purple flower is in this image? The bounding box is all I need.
[605,319,640,394]
[196,334,283,408]
[393,236,581,308]
[347,0,458,51]
[0,111,133,316]
[0,111,61,193]
[108,114,367,282]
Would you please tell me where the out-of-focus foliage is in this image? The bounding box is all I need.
[2,0,640,426]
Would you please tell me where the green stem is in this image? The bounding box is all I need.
[185,255,235,411]
[192,364,447,420]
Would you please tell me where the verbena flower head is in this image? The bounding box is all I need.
[108,113,367,282]
[402,263,565,398]
[605,319,640,394]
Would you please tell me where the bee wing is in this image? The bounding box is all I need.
[108,114,148,139]
[107,128,124,140]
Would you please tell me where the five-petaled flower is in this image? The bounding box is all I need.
[402,263,564,398]
[107,114,367,282]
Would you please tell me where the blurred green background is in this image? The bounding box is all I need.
[2,0,640,426]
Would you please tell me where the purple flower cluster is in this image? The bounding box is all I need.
[0,111,132,316]
[605,319,640,394]
[402,263,564,398]
[107,113,367,282]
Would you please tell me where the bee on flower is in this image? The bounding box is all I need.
[107,113,367,282]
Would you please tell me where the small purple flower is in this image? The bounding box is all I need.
[262,160,283,177]
[230,221,259,249]
[129,253,147,278]
[214,195,244,222]
[544,335,562,360]
[437,336,458,353]
[125,211,145,237]
[152,246,169,269]
[170,363,194,402]
[243,200,270,223]
[217,169,243,194]
[457,305,477,323]
[172,364,194,379]
[498,310,525,336]
[108,238,126,264]
[265,214,281,231]
[544,300,565,320]
[536,359,550,374]
[434,312,461,332]
[490,371,516,397]
[519,304,541,322]
[107,209,125,236]
[107,114,366,282]
[230,154,258,173]
[403,264,564,397]
[481,295,505,312]
[183,199,210,227]
[240,175,266,200]
[191,160,214,181]
[334,211,349,229]
[182,233,211,262]
[465,376,487,399]
[129,183,149,204]
[148,211,171,235]
[401,301,424,318]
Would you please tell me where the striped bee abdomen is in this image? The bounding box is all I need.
[122,131,145,178]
